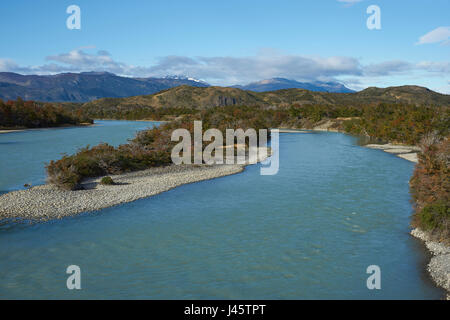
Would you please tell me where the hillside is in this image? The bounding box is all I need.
[80,86,263,118]
[79,85,450,119]
[354,86,448,105]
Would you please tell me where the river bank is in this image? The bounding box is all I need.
[306,119,421,163]
[0,129,24,134]
[277,125,449,298]
[411,228,450,299]
[364,143,420,163]
[0,122,94,134]
[0,164,244,221]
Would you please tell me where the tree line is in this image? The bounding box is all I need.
[0,98,93,129]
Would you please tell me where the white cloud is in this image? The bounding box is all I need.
[0,49,363,85]
[0,48,448,89]
[45,49,129,74]
[146,53,362,84]
[416,26,450,45]
[0,58,18,71]
[364,60,413,76]
[416,61,450,73]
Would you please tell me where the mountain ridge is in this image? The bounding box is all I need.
[0,73,355,103]
[0,72,210,103]
[78,84,450,119]
[231,77,354,93]
[1,73,448,108]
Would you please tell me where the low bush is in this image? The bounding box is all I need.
[100,176,114,185]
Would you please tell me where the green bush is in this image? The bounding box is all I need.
[100,176,115,185]
[418,201,449,231]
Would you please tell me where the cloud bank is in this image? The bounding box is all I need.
[0,48,448,90]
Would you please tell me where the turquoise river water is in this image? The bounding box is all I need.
[0,120,444,299]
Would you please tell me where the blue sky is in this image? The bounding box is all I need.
[0,0,449,92]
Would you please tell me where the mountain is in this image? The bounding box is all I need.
[0,72,209,103]
[1,72,447,108]
[80,85,450,117]
[231,78,355,93]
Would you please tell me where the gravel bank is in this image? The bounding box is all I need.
[0,148,271,221]
[0,164,245,221]
[365,143,420,163]
[0,129,24,134]
[274,128,308,133]
[411,228,450,299]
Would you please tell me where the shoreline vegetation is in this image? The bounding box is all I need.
[1,90,449,297]
[0,98,93,130]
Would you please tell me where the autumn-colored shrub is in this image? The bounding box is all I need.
[0,98,92,128]
[410,136,449,243]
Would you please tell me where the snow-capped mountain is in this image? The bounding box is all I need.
[231,78,355,93]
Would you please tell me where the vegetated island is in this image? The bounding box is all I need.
[0,85,449,297]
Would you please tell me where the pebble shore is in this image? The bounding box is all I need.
[0,164,248,221]
[365,143,420,163]
[411,228,450,299]
[0,148,271,221]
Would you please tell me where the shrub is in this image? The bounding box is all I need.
[100,176,115,185]
[46,161,82,190]
[411,137,449,243]
[418,201,449,231]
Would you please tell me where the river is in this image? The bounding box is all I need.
[0,120,443,299]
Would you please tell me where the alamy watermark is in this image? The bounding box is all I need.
[170,121,279,175]
[66,265,81,290]
[366,265,381,290]
[66,5,81,30]
[366,5,381,30]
